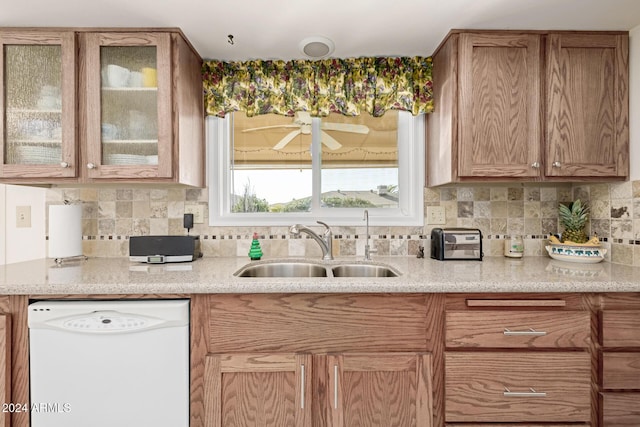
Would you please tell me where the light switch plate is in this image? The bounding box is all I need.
[185,205,205,224]
[16,205,31,228]
[426,206,446,225]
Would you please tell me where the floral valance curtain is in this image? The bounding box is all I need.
[202,56,433,118]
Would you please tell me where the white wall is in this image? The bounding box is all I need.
[0,184,47,265]
[630,25,640,180]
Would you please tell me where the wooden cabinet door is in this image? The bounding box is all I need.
[204,353,312,427]
[328,353,432,427]
[457,33,541,178]
[0,314,11,427]
[0,31,77,180]
[546,33,629,178]
[83,32,173,180]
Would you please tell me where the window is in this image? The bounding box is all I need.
[207,110,424,226]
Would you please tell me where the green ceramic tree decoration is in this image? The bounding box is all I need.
[248,232,263,260]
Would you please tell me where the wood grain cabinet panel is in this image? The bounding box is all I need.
[445,352,591,423]
[327,353,432,427]
[446,310,590,348]
[602,393,640,426]
[446,424,584,427]
[602,311,640,348]
[603,353,640,390]
[457,33,541,179]
[546,33,629,178]
[204,353,312,427]
[207,294,429,353]
[0,315,11,427]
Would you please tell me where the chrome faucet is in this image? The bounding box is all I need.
[289,221,333,260]
[363,209,377,260]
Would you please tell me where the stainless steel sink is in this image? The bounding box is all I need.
[234,261,328,277]
[234,260,400,278]
[331,264,399,277]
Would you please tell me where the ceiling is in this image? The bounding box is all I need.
[3,0,640,61]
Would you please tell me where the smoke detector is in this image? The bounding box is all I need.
[299,36,335,59]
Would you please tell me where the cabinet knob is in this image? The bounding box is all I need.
[552,161,562,168]
[60,162,70,168]
[531,162,540,169]
[87,163,97,169]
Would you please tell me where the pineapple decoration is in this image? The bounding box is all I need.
[558,199,589,244]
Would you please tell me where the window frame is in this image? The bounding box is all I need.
[207,111,424,226]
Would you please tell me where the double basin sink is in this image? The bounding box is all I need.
[234,260,400,278]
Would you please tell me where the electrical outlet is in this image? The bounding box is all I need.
[16,205,31,228]
[426,206,446,225]
[185,205,205,224]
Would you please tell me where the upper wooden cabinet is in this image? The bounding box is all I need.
[426,30,629,186]
[0,28,204,186]
[0,31,77,180]
[546,33,629,178]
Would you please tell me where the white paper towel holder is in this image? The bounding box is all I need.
[49,201,89,266]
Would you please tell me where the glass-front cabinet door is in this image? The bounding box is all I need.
[84,32,172,180]
[0,31,77,178]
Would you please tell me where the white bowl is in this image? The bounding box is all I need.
[545,244,606,264]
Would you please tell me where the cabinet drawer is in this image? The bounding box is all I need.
[603,311,640,347]
[446,424,585,427]
[445,352,591,422]
[207,294,430,353]
[602,393,640,426]
[603,353,640,390]
[446,311,590,348]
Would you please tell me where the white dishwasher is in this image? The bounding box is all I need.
[28,300,189,427]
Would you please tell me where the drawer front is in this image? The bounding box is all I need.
[207,294,431,353]
[446,311,590,348]
[445,352,591,423]
[603,353,640,390]
[602,393,640,426]
[446,424,586,427]
[603,311,640,348]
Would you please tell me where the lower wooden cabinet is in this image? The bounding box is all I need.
[602,393,640,426]
[0,314,11,427]
[204,353,312,427]
[327,353,432,427]
[204,352,432,427]
[445,352,591,423]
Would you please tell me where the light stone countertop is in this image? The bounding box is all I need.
[0,255,639,295]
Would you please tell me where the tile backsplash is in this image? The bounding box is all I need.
[47,180,640,266]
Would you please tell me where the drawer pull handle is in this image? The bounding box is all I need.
[503,328,547,336]
[503,387,547,397]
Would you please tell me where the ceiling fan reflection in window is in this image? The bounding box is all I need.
[242,111,369,150]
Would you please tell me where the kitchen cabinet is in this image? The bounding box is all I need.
[0,30,77,179]
[426,30,629,186]
[200,294,436,427]
[600,294,640,427]
[546,33,628,178]
[0,28,204,186]
[0,313,10,427]
[444,295,593,425]
[327,352,432,427]
[205,353,312,427]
